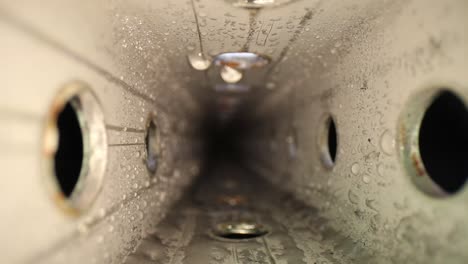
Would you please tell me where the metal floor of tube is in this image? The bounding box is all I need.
[124,162,374,264]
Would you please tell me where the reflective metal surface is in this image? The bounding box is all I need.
[1,0,468,263]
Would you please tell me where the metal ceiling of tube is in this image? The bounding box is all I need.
[1,0,468,263]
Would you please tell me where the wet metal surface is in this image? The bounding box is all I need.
[124,163,371,264]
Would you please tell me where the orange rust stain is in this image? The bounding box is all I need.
[411,153,426,176]
[217,195,247,206]
[53,192,79,217]
[220,61,240,68]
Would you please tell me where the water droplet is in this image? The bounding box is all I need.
[362,175,371,184]
[187,53,211,70]
[220,66,243,83]
[98,208,106,218]
[231,0,276,8]
[377,163,385,177]
[266,82,276,89]
[286,135,297,159]
[365,199,379,213]
[173,169,181,178]
[351,163,360,175]
[137,210,144,220]
[77,223,89,234]
[348,189,359,204]
[380,130,395,155]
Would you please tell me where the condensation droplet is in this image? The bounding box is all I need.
[380,130,395,155]
[137,211,144,220]
[77,223,89,234]
[98,208,106,218]
[187,53,211,71]
[351,163,360,175]
[231,0,276,9]
[377,163,385,177]
[362,175,371,184]
[220,66,243,83]
[347,189,359,204]
[365,199,379,213]
[266,82,276,89]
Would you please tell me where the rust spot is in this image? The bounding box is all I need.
[53,192,79,216]
[411,152,426,176]
[220,61,241,68]
[217,195,247,206]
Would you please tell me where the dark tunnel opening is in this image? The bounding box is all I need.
[197,102,253,172]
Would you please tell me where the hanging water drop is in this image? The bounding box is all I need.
[220,66,243,83]
[187,52,211,71]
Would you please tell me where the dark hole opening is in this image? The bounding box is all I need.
[54,100,84,197]
[146,119,159,174]
[198,103,249,170]
[217,231,268,240]
[213,222,269,240]
[328,118,337,163]
[419,90,468,194]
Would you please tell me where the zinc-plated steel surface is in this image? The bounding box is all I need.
[1,0,468,263]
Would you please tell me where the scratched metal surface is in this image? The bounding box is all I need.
[1,0,468,263]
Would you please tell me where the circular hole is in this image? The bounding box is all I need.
[319,115,338,168]
[418,90,468,194]
[328,118,337,163]
[145,115,161,175]
[212,221,268,241]
[54,99,84,197]
[43,82,107,215]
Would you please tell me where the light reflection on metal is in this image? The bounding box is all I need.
[214,83,251,93]
[213,52,270,70]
